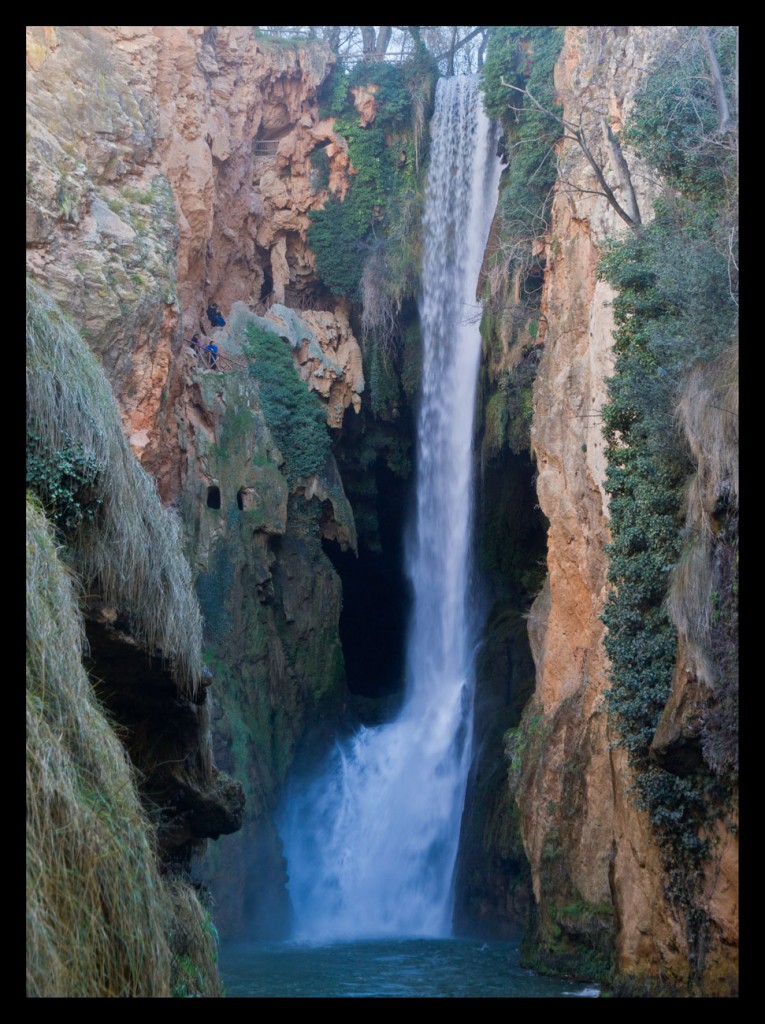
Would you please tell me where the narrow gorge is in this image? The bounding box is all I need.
[26,26,738,998]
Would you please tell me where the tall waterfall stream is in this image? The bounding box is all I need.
[277,77,503,942]
[220,76,601,997]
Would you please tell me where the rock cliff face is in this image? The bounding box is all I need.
[26,26,361,495]
[521,26,737,992]
[28,25,737,991]
[27,25,363,939]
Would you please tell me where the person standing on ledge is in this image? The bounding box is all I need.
[204,339,219,370]
[206,302,226,328]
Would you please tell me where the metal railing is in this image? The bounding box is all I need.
[253,140,280,158]
[256,27,313,39]
[190,345,247,373]
[341,51,413,66]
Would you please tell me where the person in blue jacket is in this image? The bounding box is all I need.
[206,302,226,327]
[204,340,219,370]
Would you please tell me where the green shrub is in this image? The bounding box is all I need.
[622,26,737,203]
[308,56,432,306]
[243,322,331,481]
[26,431,102,533]
[597,28,738,980]
[481,27,564,287]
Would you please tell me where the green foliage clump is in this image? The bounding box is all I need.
[598,27,738,981]
[309,57,430,500]
[599,200,736,383]
[308,119,390,301]
[243,322,331,482]
[599,206,736,765]
[26,430,102,533]
[316,58,351,119]
[308,56,433,306]
[622,27,738,203]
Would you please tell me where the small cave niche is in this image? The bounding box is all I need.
[207,485,221,510]
[521,263,545,305]
[236,488,245,511]
[260,268,273,303]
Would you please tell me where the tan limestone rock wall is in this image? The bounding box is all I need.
[27,27,357,501]
[265,305,365,427]
[520,25,737,988]
[351,83,380,126]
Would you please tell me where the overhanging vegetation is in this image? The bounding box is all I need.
[26,278,202,693]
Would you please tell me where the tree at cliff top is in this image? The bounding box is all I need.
[260,27,490,74]
[598,26,737,987]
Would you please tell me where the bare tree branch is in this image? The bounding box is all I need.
[602,119,642,227]
[499,76,642,232]
[360,27,377,55]
[434,26,488,63]
[699,26,736,136]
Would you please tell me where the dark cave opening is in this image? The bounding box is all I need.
[322,463,412,703]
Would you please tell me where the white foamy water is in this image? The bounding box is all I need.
[278,76,503,941]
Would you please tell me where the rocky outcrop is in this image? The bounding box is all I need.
[521,26,737,992]
[26,26,363,943]
[26,26,360,499]
[217,300,365,430]
[264,304,364,426]
[180,359,349,937]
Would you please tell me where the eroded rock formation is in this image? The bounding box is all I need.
[26,26,361,497]
[26,25,363,936]
[521,26,737,993]
[27,25,737,991]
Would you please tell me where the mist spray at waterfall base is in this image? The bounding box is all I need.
[275,77,503,943]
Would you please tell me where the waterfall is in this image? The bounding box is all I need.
[277,76,503,941]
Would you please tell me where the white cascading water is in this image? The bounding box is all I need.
[278,76,503,941]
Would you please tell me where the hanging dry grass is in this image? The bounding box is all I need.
[360,247,402,355]
[27,499,223,997]
[27,498,174,996]
[165,876,224,998]
[676,340,738,521]
[666,340,738,689]
[26,278,202,695]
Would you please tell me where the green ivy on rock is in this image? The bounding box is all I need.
[26,431,103,533]
[598,27,738,986]
[243,323,331,482]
